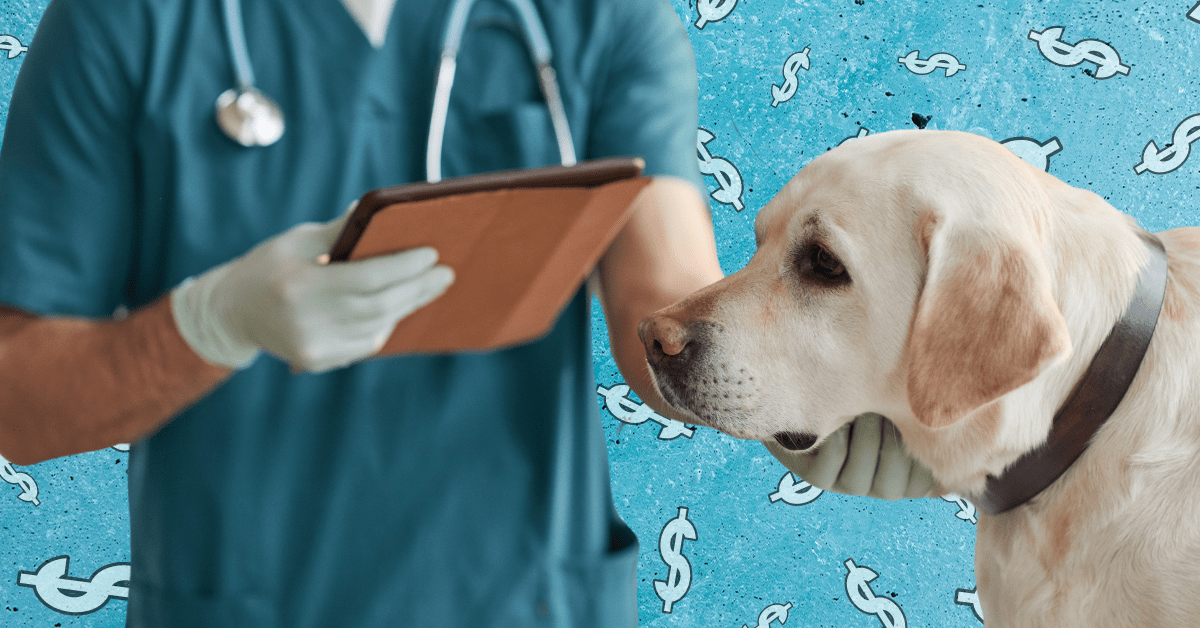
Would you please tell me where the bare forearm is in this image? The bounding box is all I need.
[595,177,724,422]
[0,296,233,465]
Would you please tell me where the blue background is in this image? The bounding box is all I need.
[3,0,1198,625]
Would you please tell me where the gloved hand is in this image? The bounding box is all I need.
[763,413,935,500]
[170,203,455,373]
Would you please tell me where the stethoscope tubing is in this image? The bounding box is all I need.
[426,0,577,182]
[217,0,284,146]
[222,0,255,90]
[218,0,575,173]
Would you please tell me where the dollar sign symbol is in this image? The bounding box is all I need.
[954,587,985,623]
[768,472,823,506]
[1,455,40,506]
[17,556,130,614]
[0,34,27,60]
[897,51,967,77]
[743,601,793,628]
[844,558,907,628]
[1134,114,1200,175]
[596,384,695,440]
[1001,136,1063,172]
[1027,27,1130,79]
[770,48,810,107]
[695,0,738,29]
[654,507,698,613]
[940,494,978,524]
[654,419,695,440]
[598,383,656,426]
[697,128,745,211]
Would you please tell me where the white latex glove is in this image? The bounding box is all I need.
[170,204,454,372]
[763,413,935,500]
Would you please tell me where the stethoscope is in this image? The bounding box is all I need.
[215,0,284,147]
[216,0,576,183]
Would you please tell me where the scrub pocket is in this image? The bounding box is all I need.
[553,521,640,628]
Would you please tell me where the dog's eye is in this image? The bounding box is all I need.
[810,245,848,281]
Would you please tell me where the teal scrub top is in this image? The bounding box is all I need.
[0,0,703,625]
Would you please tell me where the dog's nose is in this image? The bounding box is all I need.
[638,314,692,367]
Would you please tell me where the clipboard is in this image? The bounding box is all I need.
[327,157,651,355]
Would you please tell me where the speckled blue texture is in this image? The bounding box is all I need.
[2,0,1199,625]
[0,0,42,133]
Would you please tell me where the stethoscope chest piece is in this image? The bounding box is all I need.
[216,85,285,147]
[217,0,284,147]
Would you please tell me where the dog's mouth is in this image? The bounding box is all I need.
[773,431,818,451]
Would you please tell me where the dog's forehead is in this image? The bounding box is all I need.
[754,187,803,241]
[755,130,1037,244]
[756,202,834,244]
[755,154,905,243]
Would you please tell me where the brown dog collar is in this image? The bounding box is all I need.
[974,231,1168,515]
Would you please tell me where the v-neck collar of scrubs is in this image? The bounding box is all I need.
[338,0,397,49]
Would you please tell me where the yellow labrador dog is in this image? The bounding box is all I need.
[638,129,1200,627]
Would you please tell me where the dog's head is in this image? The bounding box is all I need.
[639,130,1072,452]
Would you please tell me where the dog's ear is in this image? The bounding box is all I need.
[905,212,1070,429]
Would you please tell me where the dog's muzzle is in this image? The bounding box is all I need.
[640,313,779,440]
[639,315,698,369]
[638,314,711,415]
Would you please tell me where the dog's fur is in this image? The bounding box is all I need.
[639,130,1200,627]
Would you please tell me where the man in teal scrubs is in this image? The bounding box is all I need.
[0,0,726,625]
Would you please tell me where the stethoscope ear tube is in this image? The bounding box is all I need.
[425,0,576,183]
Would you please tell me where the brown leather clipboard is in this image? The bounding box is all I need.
[327,157,651,355]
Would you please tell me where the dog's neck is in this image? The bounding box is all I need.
[896,198,1166,504]
[974,231,1166,513]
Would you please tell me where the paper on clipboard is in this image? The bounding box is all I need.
[327,158,651,355]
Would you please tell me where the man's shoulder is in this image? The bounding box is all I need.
[39,0,181,36]
[35,0,151,44]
